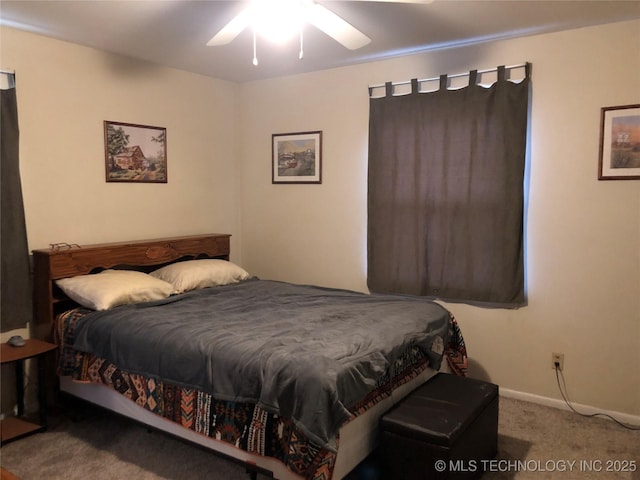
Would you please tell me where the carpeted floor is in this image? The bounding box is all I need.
[1,395,638,479]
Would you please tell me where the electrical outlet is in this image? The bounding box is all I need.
[552,353,564,371]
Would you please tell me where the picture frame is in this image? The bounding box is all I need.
[104,121,167,183]
[272,131,322,184]
[598,104,640,180]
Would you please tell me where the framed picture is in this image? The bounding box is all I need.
[272,131,322,184]
[104,121,167,183]
[598,104,640,180]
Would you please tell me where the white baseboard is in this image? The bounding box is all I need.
[499,388,640,427]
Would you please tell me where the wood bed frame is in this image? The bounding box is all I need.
[31,233,440,479]
[32,233,230,342]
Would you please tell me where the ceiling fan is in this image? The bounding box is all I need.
[207,0,433,61]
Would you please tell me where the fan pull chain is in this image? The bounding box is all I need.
[253,28,258,66]
[299,26,304,60]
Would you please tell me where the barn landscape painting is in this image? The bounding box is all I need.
[104,121,167,183]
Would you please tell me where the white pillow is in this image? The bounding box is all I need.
[150,259,250,293]
[56,269,175,311]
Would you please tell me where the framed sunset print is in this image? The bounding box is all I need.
[598,105,640,180]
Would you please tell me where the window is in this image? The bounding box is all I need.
[367,65,530,307]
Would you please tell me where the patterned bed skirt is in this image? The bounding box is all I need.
[54,309,466,480]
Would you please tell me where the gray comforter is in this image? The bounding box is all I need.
[72,279,451,450]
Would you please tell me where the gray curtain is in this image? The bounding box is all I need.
[1,80,32,331]
[368,65,530,307]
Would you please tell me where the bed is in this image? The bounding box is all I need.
[32,233,467,480]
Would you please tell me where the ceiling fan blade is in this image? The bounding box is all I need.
[307,3,371,50]
[206,8,251,46]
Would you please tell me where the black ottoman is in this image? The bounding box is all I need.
[380,373,498,479]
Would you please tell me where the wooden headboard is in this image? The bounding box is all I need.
[32,233,231,341]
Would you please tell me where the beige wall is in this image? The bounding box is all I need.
[0,26,242,254]
[1,20,638,418]
[239,20,640,416]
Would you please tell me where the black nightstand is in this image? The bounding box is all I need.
[0,338,57,444]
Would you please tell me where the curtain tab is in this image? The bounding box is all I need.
[411,78,419,94]
[385,81,393,97]
[525,62,531,79]
[439,74,447,91]
[469,69,478,86]
[497,65,506,82]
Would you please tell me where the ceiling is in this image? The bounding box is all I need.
[1,0,639,83]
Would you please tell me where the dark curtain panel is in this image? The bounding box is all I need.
[368,65,530,307]
[1,84,32,331]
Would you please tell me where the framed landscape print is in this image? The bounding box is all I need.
[104,121,167,183]
[598,104,640,180]
[272,131,322,184]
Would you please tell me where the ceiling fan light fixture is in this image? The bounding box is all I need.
[206,0,373,65]
[250,0,306,44]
